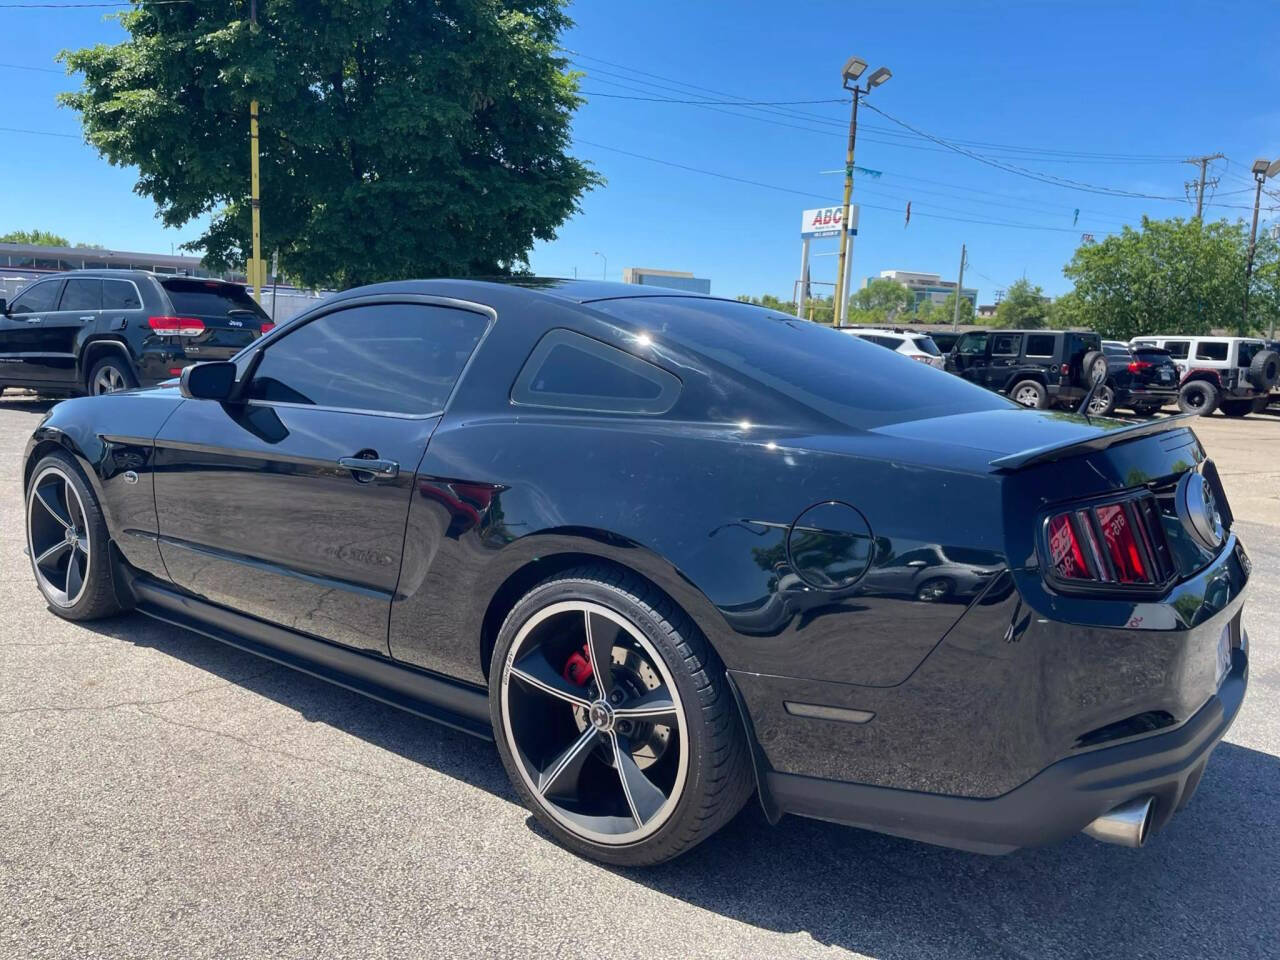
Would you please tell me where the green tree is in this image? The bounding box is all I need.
[1046,289,1086,329]
[59,0,598,289]
[0,229,70,246]
[914,298,935,321]
[737,293,798,314]
[1061,216,1273,340]
[849,277,914,324]
[993,278,1049,329]
[933,291,975,326]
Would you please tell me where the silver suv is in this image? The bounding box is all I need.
[1129,335,1278,416]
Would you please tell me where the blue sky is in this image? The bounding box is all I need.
[4,0,1279,303]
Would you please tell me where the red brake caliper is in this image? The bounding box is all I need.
[562,644,593,687]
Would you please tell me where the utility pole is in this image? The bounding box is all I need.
[833,57,890,327]
[951,243,968,331]
[1243,157,1279,333]
[1184,153,1223,219]
[247,0,264,303]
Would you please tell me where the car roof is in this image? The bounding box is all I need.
[307,277,725,312]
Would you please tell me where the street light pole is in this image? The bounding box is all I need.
[248,0,264,304]
[594,251,607,281]
[833,58,890,327]
[1243,157,1279,334]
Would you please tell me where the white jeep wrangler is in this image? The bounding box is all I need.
[1129,335,1278,416]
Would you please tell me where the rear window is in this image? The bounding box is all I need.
[162,279,268,320]
[1024,334,1055,357]
[911,336,941,357]
[1067,332,1101,359]
[1238,342,1265,367]
[590,297,1010,428]
[1195,341,1228,361]
[1103,344,1130,359]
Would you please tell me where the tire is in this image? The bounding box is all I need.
[1178,380,1220,416]
[87,355,139,396]
[1220,399,1252,417]
[1009,379,1048,409]
[1085,383,1117,417]
[1247,350,1279,391]
[25,450,123,621]
[1079,350,1108,388]
[490,564,754,866]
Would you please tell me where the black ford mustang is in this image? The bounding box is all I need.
[22,280,1250,865]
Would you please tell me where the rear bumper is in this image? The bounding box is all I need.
[760,640,1248,854]
[1120,385,1178,405]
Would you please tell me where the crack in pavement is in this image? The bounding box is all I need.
[0,667,277,719]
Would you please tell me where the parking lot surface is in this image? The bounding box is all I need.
[2,396,1278,960]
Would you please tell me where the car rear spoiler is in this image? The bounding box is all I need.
[989,414,1198,471]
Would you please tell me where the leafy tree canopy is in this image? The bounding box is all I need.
[59,0,599,289]
[1061,216,1278,339]
[0,229,70,246]
[850,277,913,323]
[993,278,1049,329]
[737,293,797,314]
[931,291,975,326]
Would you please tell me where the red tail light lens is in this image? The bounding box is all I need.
[1044,495,1173,590]
[259,322,275,335]
[1060,363,1071,376]
[1128,361,1152,373]
[148,315,205,337]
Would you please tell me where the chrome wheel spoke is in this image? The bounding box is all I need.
[537,726,601,799]
[584,610,615,700]
[612,733,669,828]
[614,687,678,723]
[509,653,592,708]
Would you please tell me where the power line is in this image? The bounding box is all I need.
[0,125,79,138]
[0,1,190,7]
[0,60,62,73]
[580,91,847,106]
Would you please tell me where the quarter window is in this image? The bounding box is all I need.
[9,279,62,315]
[1024,334,1055,357]
[246,302,488,415]
[58,278,102,312]
[991,333,1021,356]
[511,329,681,414]
[102,280,142,310]
[1194,341,1228,361]
[1163,340,1190,359]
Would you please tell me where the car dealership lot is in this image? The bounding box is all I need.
[2,396,1278,960]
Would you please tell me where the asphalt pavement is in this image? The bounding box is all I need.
[2,394,1278,960]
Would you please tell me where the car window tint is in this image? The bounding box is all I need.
[1024,334,1055,357]
[1238,342,1263,367]
[162,279,268,320]
[9,279,61,315]
[957,332,989,355]
[1163,340,1189,359]
[1103,344,1129,359]
[58,278,101,312]
[511,329,681,414]
[991,333,1021,356]
[102,279,142,310]
[912,336,941,357]
[1194,341,1228,361]
[247,302,488,415]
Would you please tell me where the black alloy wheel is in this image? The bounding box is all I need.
[491,566,753,865]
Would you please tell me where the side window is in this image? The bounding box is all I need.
[58,278,102,312]
[511,328,681,415]
[1163,340,1189,359]
[957,332,989,356]
[1024,334,1055,357]
[9,279,62,315]
[247,302,488,415]
[991,333,1021,356]
[1194,341,1228,362]
[102,280,142,310]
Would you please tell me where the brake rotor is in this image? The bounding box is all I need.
[572,647,672,770]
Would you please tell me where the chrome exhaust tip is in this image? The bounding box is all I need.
[1082,796,1155,848]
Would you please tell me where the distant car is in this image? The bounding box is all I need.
[839,327,944,368]
[1129,336,1278,416]
[20,278,1251,865]
[946,329,1110,413]
[928,330,963,354]
[1102,340,1179,416]
[0,269,274,397]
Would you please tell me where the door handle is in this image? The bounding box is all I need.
[79,315,95,322]
[338,457,399,480]
[25,317,41,324]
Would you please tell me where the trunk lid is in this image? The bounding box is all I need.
[158,278,271,356]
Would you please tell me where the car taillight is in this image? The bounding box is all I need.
[148,316,205,337]
[1128,361,1152,373]
[1045,495,1173,588]
[259,322,275,335]
[910,354,934,363]
[1060,363,1070,376]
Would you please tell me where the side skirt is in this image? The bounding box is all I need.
[131,576,493,741]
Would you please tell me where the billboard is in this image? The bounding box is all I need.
[801,205,859,239]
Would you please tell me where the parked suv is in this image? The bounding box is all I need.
[0,269,273,396]
[946,329,1108,412]
[1129,336,1279,416]
[840,327,945,368]
[1102,340,1179,415]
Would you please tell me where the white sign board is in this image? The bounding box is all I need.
[801,205,859,239]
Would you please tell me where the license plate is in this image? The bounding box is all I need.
[1160,370,1173,381]
[1216,624,1232,686]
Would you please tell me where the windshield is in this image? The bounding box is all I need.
[911,336,942,357]
[590,297,1011,428]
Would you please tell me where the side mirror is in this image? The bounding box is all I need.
[180,361,238,401]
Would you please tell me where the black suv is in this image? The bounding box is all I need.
[946,329,1107,412]
[1102,340,1179,415]
[0,269,273,396]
